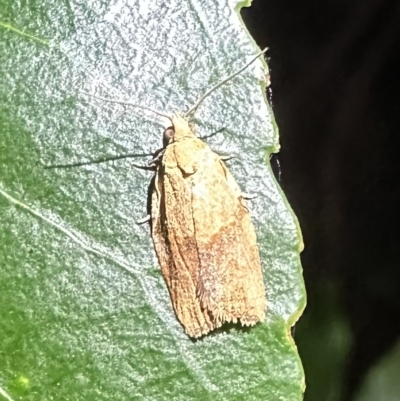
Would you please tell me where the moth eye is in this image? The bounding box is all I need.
[163,127,175,147]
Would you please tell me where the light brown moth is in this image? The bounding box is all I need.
[150,114,266,337]
[47,48,268,337]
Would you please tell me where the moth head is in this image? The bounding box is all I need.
[162,126,175,147]
[163,113,193,143]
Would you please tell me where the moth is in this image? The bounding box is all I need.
[149,113,266,337]
[47,48,268,337]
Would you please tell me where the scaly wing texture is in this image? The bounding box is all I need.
[183,139,266,326]
[155,135,266,336]
[151,157,214,338]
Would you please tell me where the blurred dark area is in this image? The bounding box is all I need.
[242,1,400,400]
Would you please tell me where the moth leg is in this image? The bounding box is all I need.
[241,193,258,200]
[198,127,226,140]
[126,148,166,170]
[149,148,166,166]
[218,154,234,161]
[130,163,157,171]
[136,215,151,225]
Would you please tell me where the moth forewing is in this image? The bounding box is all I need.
[151,121,215,337]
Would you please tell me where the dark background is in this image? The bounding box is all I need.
[242,1,400,400]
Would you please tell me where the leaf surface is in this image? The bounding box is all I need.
[0,1,305,400]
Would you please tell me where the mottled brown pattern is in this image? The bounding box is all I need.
[151,114,266,337]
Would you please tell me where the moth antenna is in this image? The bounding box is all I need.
[185,47,268,117]
[136,215,151,225]
[80,92,173,122]
[43,152,153,169]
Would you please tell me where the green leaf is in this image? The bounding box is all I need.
[0,0,306,400]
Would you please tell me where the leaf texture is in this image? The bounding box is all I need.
[0,0,306,400]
